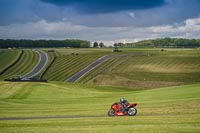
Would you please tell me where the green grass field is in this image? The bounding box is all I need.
[0,49,21,72]
[87,48,200,89]
[0,48,199,132]
[1,48,199,89]
[42,48,110,81]
[0,82,199,133]
[0,49,39,80]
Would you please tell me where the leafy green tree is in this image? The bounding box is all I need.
[93,42,98,48]
[99,42,104,48]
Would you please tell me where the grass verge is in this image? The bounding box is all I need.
[0,82,199,133]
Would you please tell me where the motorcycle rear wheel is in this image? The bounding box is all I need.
[108,109,115,116]
[127,108,137,116]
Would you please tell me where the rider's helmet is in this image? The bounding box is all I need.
[120,98,125,103]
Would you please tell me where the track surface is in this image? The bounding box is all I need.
[22,50,48,80]
[65,55,112,82]
[0,115,106,121]
[0,114,172,121]
[65,54,147,82]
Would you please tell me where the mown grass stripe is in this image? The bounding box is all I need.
[0,50,39,80]
[43,54,105,81]
[0,50,20,71]
[40,56,57,80]
[0,50,23,75]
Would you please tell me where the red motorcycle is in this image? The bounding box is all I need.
[108,102,137,116]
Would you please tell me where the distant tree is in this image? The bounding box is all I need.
[80,41,90,48]
[99,42,104,48]
[93,42,98,48]
[113,43,117,47]
[118,42,123,47]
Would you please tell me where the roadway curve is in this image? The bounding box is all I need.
[21,50,48,80]
[65,55,112,82]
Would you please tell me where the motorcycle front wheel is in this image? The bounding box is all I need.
[108,109,115,116]
[127,108,137,116]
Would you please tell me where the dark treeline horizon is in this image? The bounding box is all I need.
[0,39,90,48]
[1,38,200,48]
[114,38,200,48]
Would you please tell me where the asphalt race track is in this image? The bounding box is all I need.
[0,115,106,121]
[0,114,170,121]
[21,50,48,80]
[65,55,113,82]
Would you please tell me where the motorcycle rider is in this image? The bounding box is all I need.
[120,98,129,112]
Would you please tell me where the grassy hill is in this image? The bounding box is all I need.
[0,49,39,80]
[0,82,199,133]
[0,48,199,89]
[41,48,200,89]
[42,48,110,81]
[0,48,199,132]
[86,48,200,89]
[0,49,21,72]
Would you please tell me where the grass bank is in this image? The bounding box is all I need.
[0,82,199,133]
[87,48,200,89]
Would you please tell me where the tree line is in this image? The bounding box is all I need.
[114,38,200,48]
[0,39,90,48]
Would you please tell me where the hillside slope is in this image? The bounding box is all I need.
[87,48,200,89]
[1,48,199,90]
[0,49,39,80]
[0,49,21,72]
[42,48,110,81]
[0,82,199,133]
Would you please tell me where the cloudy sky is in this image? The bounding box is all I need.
[0,0,200,45]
